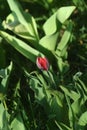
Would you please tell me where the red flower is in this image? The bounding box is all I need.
[36,57,49,71]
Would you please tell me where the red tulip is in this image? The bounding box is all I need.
[36,57,49,71]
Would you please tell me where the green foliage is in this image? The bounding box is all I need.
[0,31,40,63]
[11,113,26,130]
[0,0,87,130]
[0,103,10,130]
[7,0,39,43]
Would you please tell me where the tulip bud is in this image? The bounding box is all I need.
[36,57,49,71]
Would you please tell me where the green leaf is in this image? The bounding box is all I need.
[56,6,76,23]
[55,22,72,73]
[49,96,65,122]
[77,78,87,95]
[43,12,59,35]
[11,113,26,130]
[60,85,80,101]
[56,57,69,74]
[0,103,5,129]
[0,62,13,94]
[43,6,75,35]
[0,103,9,130]
[73,72,82,81]
[29,76,51,114]
[39,32,59,51]
[71,99,82,116]
[3,13,37,43]
[74,82,87,104]
[47,89,63,107]
[56,21,72,57]
[0,31,41,63]
[30,78,45,101]
[7,0,39,42]
[78,111,87,126]
[66,95,75,129]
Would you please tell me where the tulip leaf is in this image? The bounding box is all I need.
[57,6,76,23]
[47,89,63,107]
[7,0,39,43]
[71,99,82,116]
[0,103,9,130]
[0,31,40,63]
[39,32,59,51]
[78,111,87,126]
[0,62,13,94]
[56,21,72,58]
[3,13,38,44]
[60,85,80,101]
[43,6,75,35]
[30,78,46,101]
[11,113,26,130]
[43,12,58,35]
[66,95,75,128]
